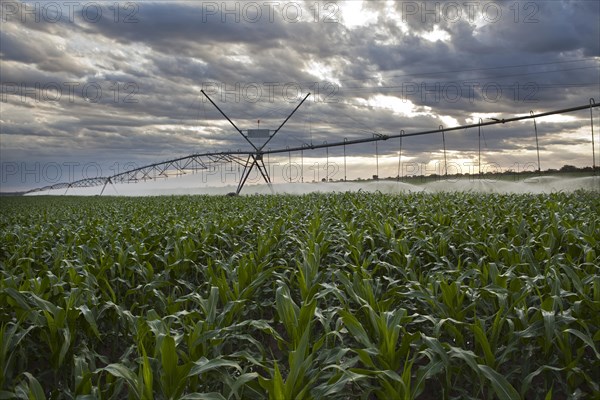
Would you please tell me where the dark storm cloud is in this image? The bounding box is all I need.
[389,0,599,56]
[475,1,599,56]
[344,1,599,109]
[84,2,291,54]
[0,30,88,76]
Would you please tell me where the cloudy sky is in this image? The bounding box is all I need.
[1,0,599,191]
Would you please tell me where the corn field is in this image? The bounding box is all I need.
[1,192,599,399]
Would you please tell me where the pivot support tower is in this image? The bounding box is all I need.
[200,89,310,194]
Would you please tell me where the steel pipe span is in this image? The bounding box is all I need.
[263,102,599,155]
[25,100,599,194]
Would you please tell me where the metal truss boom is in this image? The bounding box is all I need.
[262,102,600,155]
[25,151,249,194]
[25,100,598,195]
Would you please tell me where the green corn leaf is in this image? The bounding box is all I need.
[422,336,449,366]
[412,359,444,398]
[564,328,600,359]
[77,304,100,338]
[520,365,564,398]
[339,310,372,348]
[207,286,219,325]
[188,357,241,377]
[161,335,178,395]
[355,348,377,368]
[478,365,520,400]
[101,363,141,399]
[226,372,258,400]
[2,288,30,311]
[275,284,300,344]
[472,322,496,367]
[57,328,71,368]
[22,373,46,400]
[449,347,481,377]
[258,360,285,400]
[285,327,313,398]
[74,356,92,395]
[313,365,370,397]
[140,344,154,400]
[29,293,58,315]
[541,310,556,352]
[179,393,226,400]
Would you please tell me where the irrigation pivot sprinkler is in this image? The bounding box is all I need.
[100,177,113,196]
[267,147,272,182]
[200,90,310,194]
[478,119,483,179]
[300,146,304,182]
[324,141,329,181]
[374,137,379,179]
[343,138,347,181]
[287,146,292,183]
[440,125,448,178]
[397,130,404,181]
[372,133,387,180]
[530,110,541,175]
[591,98,596,175]
[24,101,600,195]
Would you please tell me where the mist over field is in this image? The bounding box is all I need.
[28,173,600,196]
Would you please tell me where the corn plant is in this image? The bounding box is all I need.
[1,191,598,398]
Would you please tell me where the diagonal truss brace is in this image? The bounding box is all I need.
[236,154,273,195]
[201,90,310,194]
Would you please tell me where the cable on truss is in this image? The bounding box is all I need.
[26,100,599,195]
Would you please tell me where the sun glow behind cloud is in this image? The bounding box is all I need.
[421,26,451,42]
[439,115,460,128]
[338,1,378,28]
[358,95,432,117]
[304,60,342,86]
[515,114,579,124]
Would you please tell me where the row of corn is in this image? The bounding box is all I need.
[1,191,599,399]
